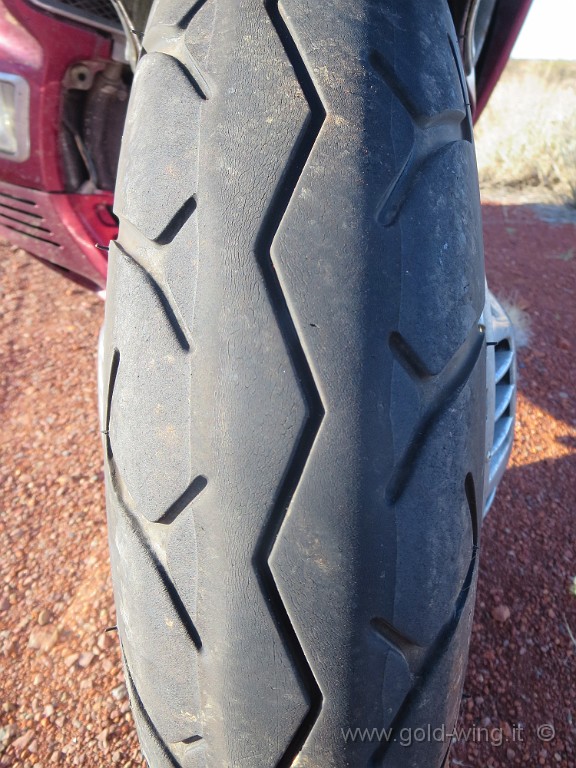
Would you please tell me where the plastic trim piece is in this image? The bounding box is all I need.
[483,290,517,516]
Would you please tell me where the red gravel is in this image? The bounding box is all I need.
[0,247,142,766]
[0,201,575,767]
[452,202,576,768]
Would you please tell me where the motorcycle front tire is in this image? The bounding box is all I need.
[103,1,487,766]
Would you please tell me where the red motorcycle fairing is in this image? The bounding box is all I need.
[0,0,533,290]
[0,0,115,288]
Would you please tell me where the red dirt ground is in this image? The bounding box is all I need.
[451,202,576,768]
[0,202,575,767]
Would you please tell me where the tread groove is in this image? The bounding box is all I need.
[114,241,191,351]
[448,33,473,132]
[143,31,210,99]
[386,324,485,503]
[156,475,208,525]
[123,649,183,768]
[154,196,198,245]
[388,331,432,380]
[179,735,202,746]
[252,2,327,765]
[108,449,204,650]
[368,51,420,120]
[169,53,209,100]
[370,47,472,227]
[370,617,421,665]
[178,0,209,29]
[464,472,479,548]
[105,348,120,439]
[105,354,202,652]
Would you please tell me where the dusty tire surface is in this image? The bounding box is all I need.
[103,1,487,766]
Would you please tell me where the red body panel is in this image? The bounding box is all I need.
[0,0,111,190]
[0,0,115,287]
[0,179,112,285]
[0,0,531,290]
[474,0,534,117]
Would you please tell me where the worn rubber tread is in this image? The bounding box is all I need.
[103,1,487,766]
[113,240,191,351]
[107,432,203,651]
[250,4,327,765]
[369,47,472,227]
[369,474,481,766]
[386,325,485,503]
[123,655,183,768]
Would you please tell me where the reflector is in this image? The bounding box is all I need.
[0,81,17,155]
[0,74,30,162]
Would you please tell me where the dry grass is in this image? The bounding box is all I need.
[475,60,576,206]
[493,292,532,349]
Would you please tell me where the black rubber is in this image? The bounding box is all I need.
[103,1,487,766]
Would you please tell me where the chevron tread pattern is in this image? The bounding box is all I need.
[250,2,326,764]
[103,2,487,766]
[105,4,210,765]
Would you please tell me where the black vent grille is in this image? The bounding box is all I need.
[28,0,121,32]
[0,191,61,248]
[57,0,118,22]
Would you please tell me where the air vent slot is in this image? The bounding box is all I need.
[0,210,52,233]
[492,415,514,457]
[495,344,514,383]
[0,199,61,248]
[490,338,515,473]
[0,191,37,207]
[494,382,514,421]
